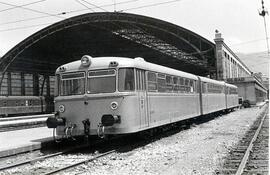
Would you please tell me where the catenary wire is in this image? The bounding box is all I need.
[0,0,46,13]
[74,0,95,12]
[229,38,269,47]
[0,0,186,32]
[120,0,184,12]
[0,0,138,26]
[81,0,109,12]
[0,1,65,19]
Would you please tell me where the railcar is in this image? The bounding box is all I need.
[0,96,46,117]
[46,56,238,139]
[199,77,227,114]
[225,83,239,109]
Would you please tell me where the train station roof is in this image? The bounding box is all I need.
[0,12,216,76]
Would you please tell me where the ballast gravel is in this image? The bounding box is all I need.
[73,104,267,175]
[2,104,267,175]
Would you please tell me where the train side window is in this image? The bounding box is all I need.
[185,79,190,93]
[118,68,135,92]
[178,77,185,93]
[165,75,173,92]
[173,77,179,93]
[179,77,184,85]
[194,81,197,93]
[190,80,194,93]
[141,71,146,91]
[202,82,207,93]
[136,70,140,90]
[185,79,189,86]
[147,72,157,92]
[157,73,166,92]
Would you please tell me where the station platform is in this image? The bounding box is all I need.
[0,127,53,158]
[0,114,53,130]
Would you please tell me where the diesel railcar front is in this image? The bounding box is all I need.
[46,56,238,139]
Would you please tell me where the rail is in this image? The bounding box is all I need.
[43,150,116,175]
[235,108,268,175]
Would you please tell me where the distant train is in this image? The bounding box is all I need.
[0,96,46,117]
[46,56,238,139]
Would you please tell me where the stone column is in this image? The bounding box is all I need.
[214,30,225,80]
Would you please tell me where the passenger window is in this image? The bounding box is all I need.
[190,80,194,93]
[165,75,173,92]
[136,71,141,90]
[147,72,157,92]
[118,68,135,92]
[193,80,197,93]
[157,73,166,92]
[173,77,178,84]
[173,77,179,92]
[179,77,184,85]
[202,83,206,93]
[185,79,189,86]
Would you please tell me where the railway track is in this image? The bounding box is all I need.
[43,150,116,175]
[0,143,90,171]
[0,135,124,175]
[0,110,240,174]
[219,106,269,175]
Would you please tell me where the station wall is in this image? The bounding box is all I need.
[0,72,55,97]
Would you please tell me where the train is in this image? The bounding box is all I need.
[0,96,46,117]
[46,55,239,139]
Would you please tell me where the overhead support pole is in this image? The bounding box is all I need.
[7,72,12,96]
[21,72,25,96]
[33,74,39,96]
[259,0,269,55]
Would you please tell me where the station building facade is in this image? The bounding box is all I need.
[214,31,268,104]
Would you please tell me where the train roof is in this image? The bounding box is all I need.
[199,76,226,86]
[199,76,237,88]
[225,83,238,88]
[56,56,238,88]
[56,56,198,80]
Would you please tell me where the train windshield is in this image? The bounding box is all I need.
[118,68,135,91]
[87,69,116,94]
[60,72,85,96]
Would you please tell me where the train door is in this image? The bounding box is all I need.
[197,77,203,115]
[225,86,228,109]
[136,69,149,128]
[202,82,208,114]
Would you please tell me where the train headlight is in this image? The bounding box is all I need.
[110,102,118,110]
[59,104,65,113]
[81,55,91,67]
